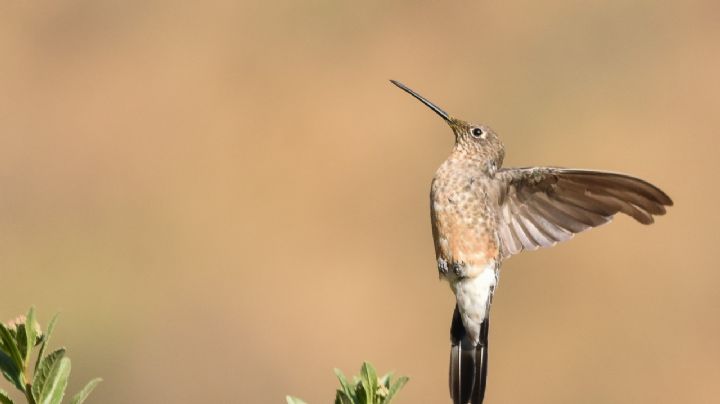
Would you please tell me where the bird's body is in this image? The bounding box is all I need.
[429,123,505,404]
[391,80,673,404]
[431,148,500,343]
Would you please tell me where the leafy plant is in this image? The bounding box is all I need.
[287,362,408,404]
[0,308,101,404]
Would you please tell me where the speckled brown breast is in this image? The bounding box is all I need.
[431,157,499,279]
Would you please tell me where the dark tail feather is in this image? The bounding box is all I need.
[449,306,490,404]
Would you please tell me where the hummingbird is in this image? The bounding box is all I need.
[390,80,673,404]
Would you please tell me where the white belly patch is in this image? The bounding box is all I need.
[451,262,497,344]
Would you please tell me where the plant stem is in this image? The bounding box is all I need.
[24,383,36,404]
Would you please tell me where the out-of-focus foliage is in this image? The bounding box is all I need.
[287,362,408,404]
[0,309,100,404]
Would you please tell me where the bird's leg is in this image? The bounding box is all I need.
[452,261,468,278]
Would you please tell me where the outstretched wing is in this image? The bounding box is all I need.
[494,168,673,258]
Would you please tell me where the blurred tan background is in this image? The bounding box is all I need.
[0,1,718,403]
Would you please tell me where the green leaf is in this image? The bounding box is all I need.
[0,324,24,385]
[333,368,355,401]
[334,390,353,404]
[360,362,377,404]
[70,378,102,404]
[285,396,307,404]
[37,356,71,404]
[384,376,409,403]
[34,314,59,373]
[15,325,27,365]
[24,308,37,365]
[354,382,366,404]
[379,372,393,389]
[32,348,66,402]
[0,388,14,404]
[0,351,23,391]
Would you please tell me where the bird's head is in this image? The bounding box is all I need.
[390,80,505,172]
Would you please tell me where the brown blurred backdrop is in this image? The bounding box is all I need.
[1,1,718,403]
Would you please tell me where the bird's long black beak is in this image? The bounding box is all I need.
[390,80,451,122]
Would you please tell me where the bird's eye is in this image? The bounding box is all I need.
[472,128,485,138]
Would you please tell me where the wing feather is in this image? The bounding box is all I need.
[495,168,672,259]
[508,198,539,250]
[523,203,574,243]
